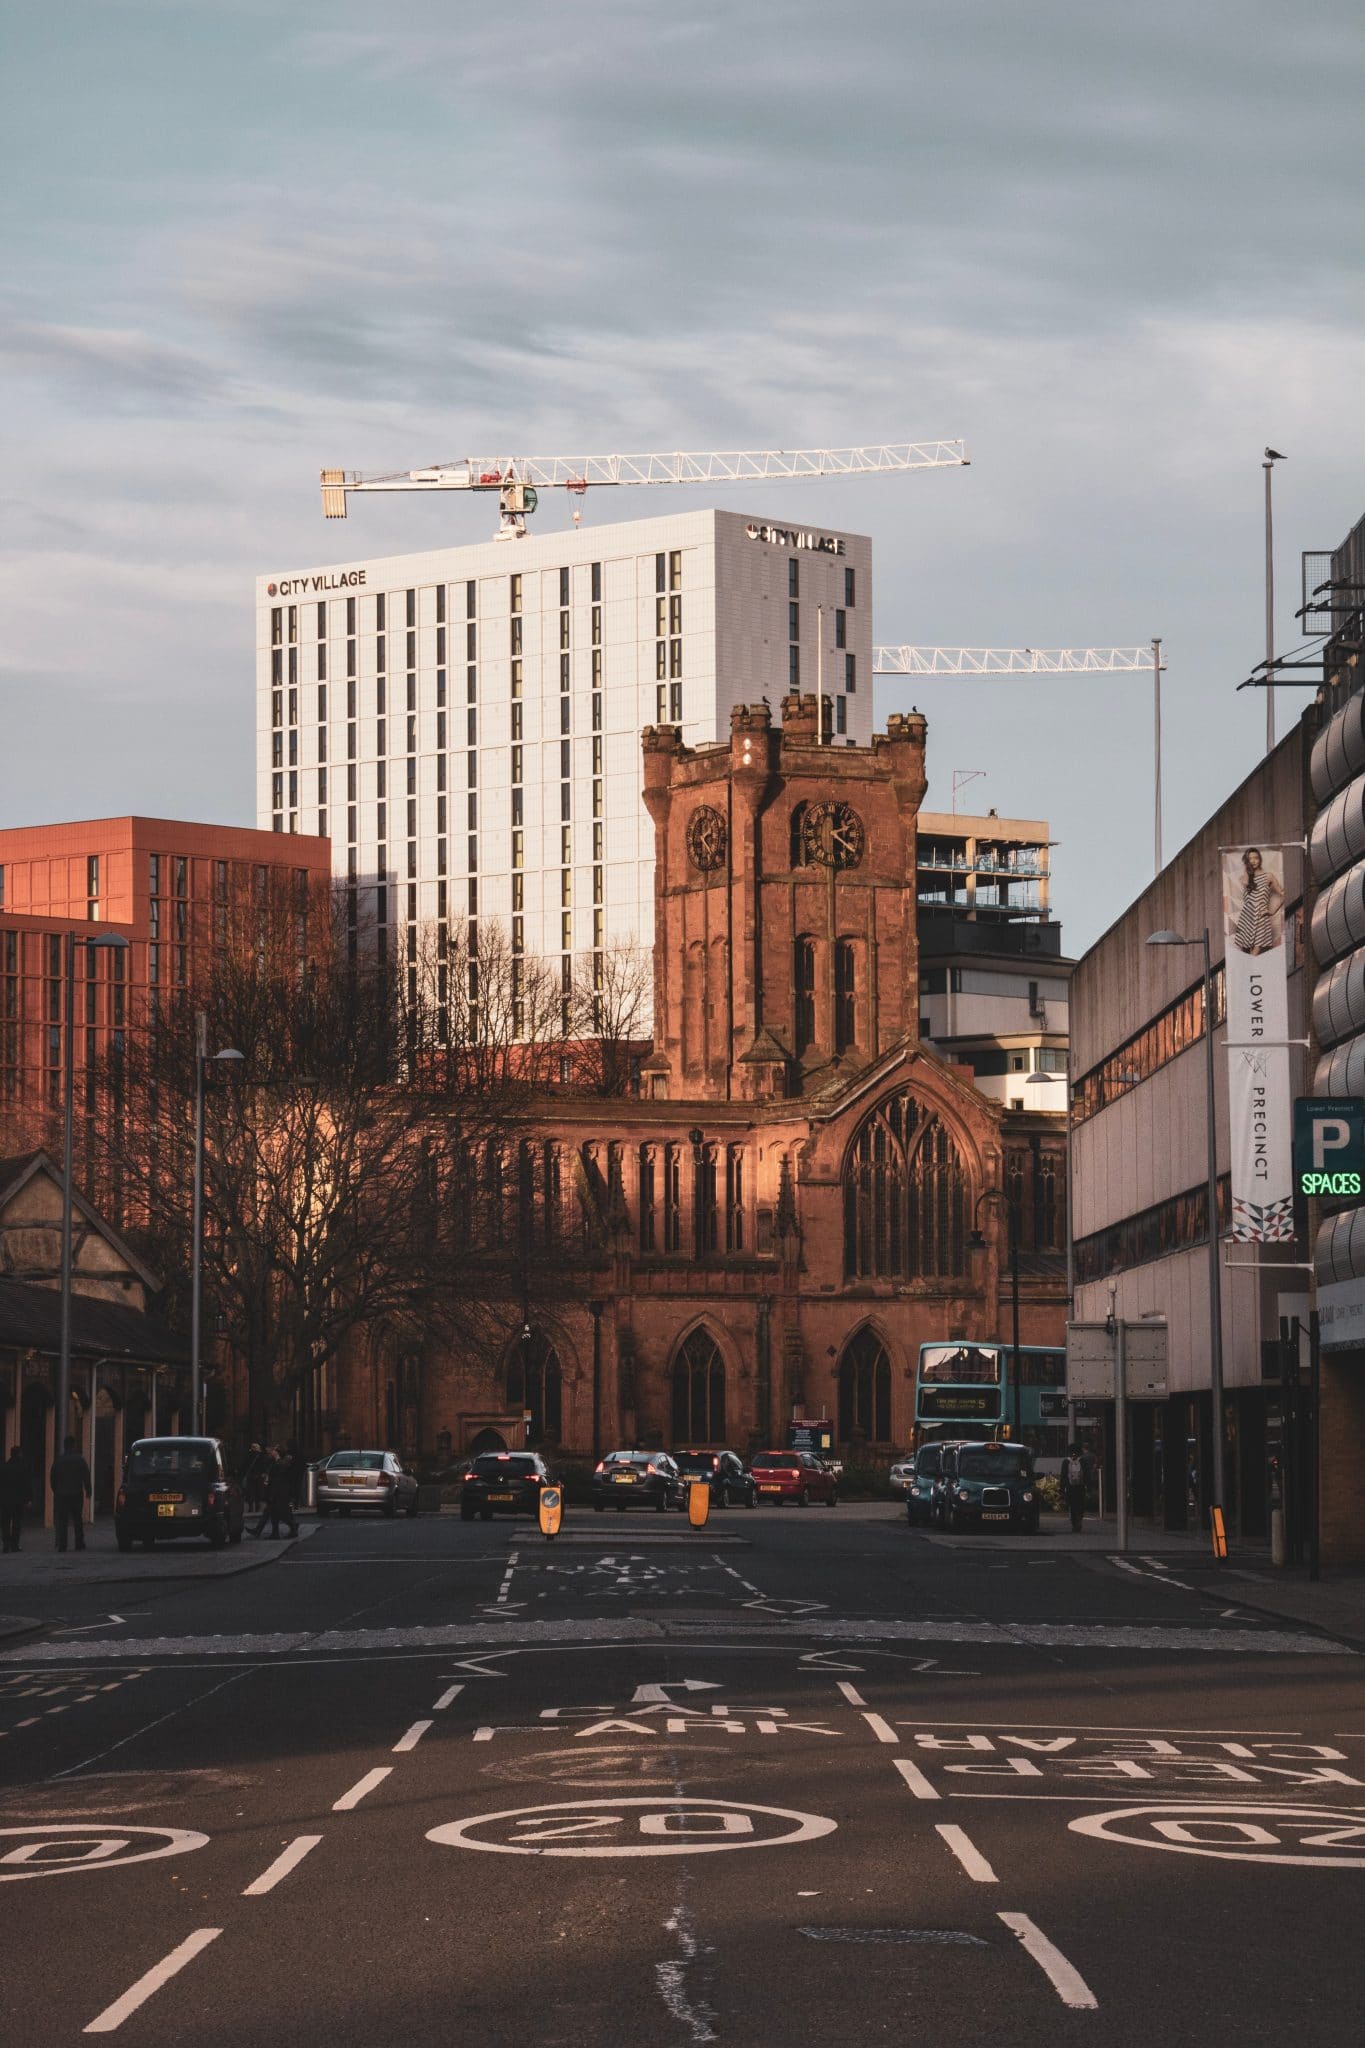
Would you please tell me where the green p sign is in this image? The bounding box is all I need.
[1293,1097,1365,1198]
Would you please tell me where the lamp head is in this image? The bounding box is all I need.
[1145,929,1192,947]
[967,1228,988,1254]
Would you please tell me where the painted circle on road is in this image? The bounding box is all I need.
[0,1823,209,1883]
[1070,1804,1365,1868]
[428,1795,836,1858]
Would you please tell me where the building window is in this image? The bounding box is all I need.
[507,1330,562,1445]
[671,1328,726,1444]
[837,1327,891,1443]
[695,1146,719,1253]
[663,1144,682,1251]
[835,609,847,649]
[794,938,816,1054]
[844,566,855,606]
[788,558,799,597]
[845,653,856,693]
[725,1148,745,1251]
[834,940,856,1051]
[843,1090,968,1280]
[835,696,847,735]
[789,646,800,686]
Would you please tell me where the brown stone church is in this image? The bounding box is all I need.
[339,693,1066,1466]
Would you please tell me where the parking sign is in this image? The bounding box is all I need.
[1292,1097,1365,1198]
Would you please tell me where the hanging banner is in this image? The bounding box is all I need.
[1222,845,1288,1043]
[1228,1045,1295,1241]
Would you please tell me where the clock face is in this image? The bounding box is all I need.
[687,804,728,873]
[802,800,865,870]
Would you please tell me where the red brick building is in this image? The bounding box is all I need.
[339,697,1066,1465]
[0,816,331,1148]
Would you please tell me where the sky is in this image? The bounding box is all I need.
[2,0,1363,953]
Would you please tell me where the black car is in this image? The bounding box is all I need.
[940,1440,1039,1533]
[460,1451,550,1521]
[673,1449,757,1509]
[592,1450,684,1512]
[115,1437,245,1551]
[905,1442,945,1526]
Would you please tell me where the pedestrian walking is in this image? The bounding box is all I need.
[263,1447,298,1539]
[1063,1442,1088,1533]
[50,1434,92,1553]
[1,1445,32,1553]
[249,1448,277,1536]
[240,1442,266,1512]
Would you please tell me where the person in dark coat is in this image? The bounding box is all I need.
[263,1448,298,1539]
[1,1446,32,1553]
[240,1443,266,1512]
[50,1434,92,1553]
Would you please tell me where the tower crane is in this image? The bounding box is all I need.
[321,440,969,539]
[874,642,1167,873]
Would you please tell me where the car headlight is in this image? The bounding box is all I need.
[1022,1491,1034,1502]
[958,1488,970,1501]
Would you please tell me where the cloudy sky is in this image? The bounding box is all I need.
[3,0,1362,950]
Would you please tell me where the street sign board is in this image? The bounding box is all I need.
[1066,1322,1169,1402]
[1293,1096,1365,1198]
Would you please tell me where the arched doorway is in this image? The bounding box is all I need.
[469,1427,508,1456]
[837,1327,892,1445]
[672,1328,727,1445]
[507,1331,562,1447]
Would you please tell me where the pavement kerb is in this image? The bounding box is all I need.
[0,1613,45,1644]
[0,1516,323,1592]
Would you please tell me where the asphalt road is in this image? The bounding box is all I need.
[2,1502,1362,2046]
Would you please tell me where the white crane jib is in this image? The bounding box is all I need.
[873,646,1157,675]
[321,441,970,538]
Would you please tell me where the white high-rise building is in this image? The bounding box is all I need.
[255,507,871,1022]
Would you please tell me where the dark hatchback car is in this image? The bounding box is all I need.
[673,1449,757,1509]
[460,1451,550,1521]
[905,1442,946,1526]
[592,1450,684,1512]
[115,1437,244,1551]
[940,1440,1039,1533]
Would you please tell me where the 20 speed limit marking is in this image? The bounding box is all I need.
[0,1824,208,1882]
[428,1796,836,1857]
[1070,1803,1365,1868]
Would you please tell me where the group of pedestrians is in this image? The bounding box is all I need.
[1,1435,307,1552]
[240,1441,301,1538]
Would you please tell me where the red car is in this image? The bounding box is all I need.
[749,1450,838,1506]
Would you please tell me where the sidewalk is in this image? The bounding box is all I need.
[0,1513,321,1629]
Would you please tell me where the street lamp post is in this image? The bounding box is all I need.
[1264,447,1286,754]
[57,930,131,1456]
[1146,927,1226,1525]
[968,1188,1021,1440]
[190,1013,244,1436]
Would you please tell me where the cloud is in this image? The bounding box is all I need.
[0,318,228,411]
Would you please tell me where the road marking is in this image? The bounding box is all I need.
[998,1913,1098,2008]
[836,1681,867,1707]
[892,1756,941,1802]
[800,1652,864,1672]
[799,1927,986,1946]
[862,1712,899,1745]
[1109,1556,1196,1592]
[393,1719,432,1753]
[84,1928,222,2033]
[632,1681,721,1704]
[934,1824,998,1882]
[332,1766,392,1810]
[1070,1802,1365,1867]
[242,1835,322,1896]
[48,1669,251,1781]
[0,1825,209,1883]
[495,1552,519,1606]
[428,1797,837,1858]
[433,1684,464,1710]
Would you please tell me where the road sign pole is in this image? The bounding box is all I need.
[1115,1319,1129,1554]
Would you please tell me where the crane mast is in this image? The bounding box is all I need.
[322,440,969,538]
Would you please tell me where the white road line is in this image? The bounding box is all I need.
[242,1835,322,1896]
[433,1684,463,1710]
[935,1824,998,1883]
[1109,1558,1146,1577]
[393,1719,432,1753]
[332,1766,392,1810]
[84,1928,222,2033]
[892,1755,941,1802]
[998,1913,1098,2009]
[836,1681,867,1707]
[862,1711,899,1745]
[495,1551,519,1606]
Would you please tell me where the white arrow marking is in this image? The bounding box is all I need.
[800,1652,865,1673]
[443,1657,508,1678]
[631,1681,722,1704]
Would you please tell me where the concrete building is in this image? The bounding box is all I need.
[255,511,871,1025]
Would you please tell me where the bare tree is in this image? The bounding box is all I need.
[568,938,652,1095]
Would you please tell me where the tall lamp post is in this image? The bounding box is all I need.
[57,930,131,1454]
[1146,927,1226,1524]
[968,1188,1021,1440]
[1264,447,1286,754]
[190,1013,244,1435]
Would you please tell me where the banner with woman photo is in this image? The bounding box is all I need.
[1222,846,1292,1242]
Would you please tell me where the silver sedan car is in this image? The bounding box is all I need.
[316,1449,419,1518]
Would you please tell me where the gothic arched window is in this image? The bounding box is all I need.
[838,1327,892,1442]
[507,1330,562,1445]
[794,938,816,1054]
[672,1328,727,1444]
[843,1089,968,1279]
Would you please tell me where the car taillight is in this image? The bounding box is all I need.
[116,1488,126,1510]
[645,1463,657,1475]
[382,1472,396,1488]
[594,1461,605,1474]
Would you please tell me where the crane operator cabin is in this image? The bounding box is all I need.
[255,508,874,994]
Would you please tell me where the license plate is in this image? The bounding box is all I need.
[156,1503,176,1518]
[489,1492,516,1503]
[982,1511,1009,1522]
[759,1485,781,1494]
[148,1493,182,1504]
[613,1474,635,1485]
[343,1475,367,1485]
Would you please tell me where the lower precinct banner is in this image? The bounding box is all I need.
[1228,1043,1295,1241]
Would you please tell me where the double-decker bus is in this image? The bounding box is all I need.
[915,1342,1068,1463]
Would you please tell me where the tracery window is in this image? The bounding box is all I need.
[843,1090,968,1279]
[672,1328,727,1444]
[838,1326,891,1441]
[508,1330,562,1445]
